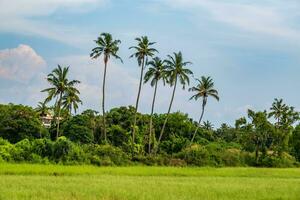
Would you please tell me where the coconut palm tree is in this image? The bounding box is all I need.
[41,65,80,140]
[129,36,158,151]
[144,57,168,153]
[62,88,82,115]
[268,98,287,127]
[189,76,219,143]
[35,101,49,117]
[203,120,214,130]
[90,33,122,143]
[157,52,193,149]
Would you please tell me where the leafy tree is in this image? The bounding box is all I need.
[268,98,299,155]
[130,36,158,152]
[144,57,167,153]
[290,124,300,161]
[90,33,122,143]
[42,65,80,140]
[0,104,45,143]
[157,52,193,151]
[247,110,275,164]
[189,76,219,143]
[63,115,94,144]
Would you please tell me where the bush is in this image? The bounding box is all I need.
[32,139,54,158]
[176,144,210,166]
[90,144,130,166]
[0,138,14,161]
[221,148,244,166]
[260,153,296,168]
[52,136,88,164]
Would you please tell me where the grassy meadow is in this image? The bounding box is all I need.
[0,164,299,200]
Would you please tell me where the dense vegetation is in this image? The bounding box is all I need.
[1,33,299,167]
[0,102,299,167]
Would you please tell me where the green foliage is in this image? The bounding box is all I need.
[0,104,46,143]
[63,115,94,143]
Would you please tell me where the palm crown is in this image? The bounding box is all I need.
[90,33,123,63]
[42,65,80,103]
[144,57,168,86]
[165,52,193,89]
[62,88,82,114]
[129,36,158,66]
[189,76,219,104]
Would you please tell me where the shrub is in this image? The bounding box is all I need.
[52,136,88,164]
[0,138,14,161]
[90,144,130,166]
[176,144,210,166]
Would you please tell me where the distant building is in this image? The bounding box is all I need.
[41,113,53,128]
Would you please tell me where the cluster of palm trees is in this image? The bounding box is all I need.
[41,32,220,153]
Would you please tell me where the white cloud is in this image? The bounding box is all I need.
[0,0,108,46]
[0,44,46,82]
[159,0,300,41]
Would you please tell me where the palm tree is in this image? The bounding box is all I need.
[203,120,214,130]
[41,65,80,140]
[189,76,219,143]
[268,98,286,127]
[144,57,168,153]
[35,101,49,117]
[157,52,193,149]
[62,88,82,115]
[129,36,158,151]
[90,33,122,143]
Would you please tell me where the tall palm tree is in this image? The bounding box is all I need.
[144,57,168,153]
[90,33,122,143]
[157,52,193,148]
[62,88,82,115]
[129,36,158,151]
[189,76,219,143]
[41,65,80,140]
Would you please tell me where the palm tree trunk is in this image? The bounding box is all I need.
[191,101,206,143]
[155,76,178,153]
[102,59,108,143]
[56,92,63,140]
[148,80,158,154]
[132,57,145,154]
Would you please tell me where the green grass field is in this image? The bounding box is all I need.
[0,164,299,200]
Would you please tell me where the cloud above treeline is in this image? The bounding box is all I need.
[0,45,46,82]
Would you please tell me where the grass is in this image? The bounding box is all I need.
[0,163,299,200]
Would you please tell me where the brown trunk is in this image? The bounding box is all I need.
[56,92,63,140]
[155,76,178,153]
[132,57,145,154]
[102,58,108,143]
[148,80,158,154]
[191,98,206,143]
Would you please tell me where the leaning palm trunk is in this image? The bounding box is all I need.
[132,57,145,154]
[148,80,158,154]
[155,77,178,153]
[102,59,108,143]
[56,93,63,140]
[191,101,206,143]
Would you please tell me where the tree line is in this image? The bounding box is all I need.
[41,33,219,155]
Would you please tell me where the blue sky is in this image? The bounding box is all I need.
[0,0,300,127]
